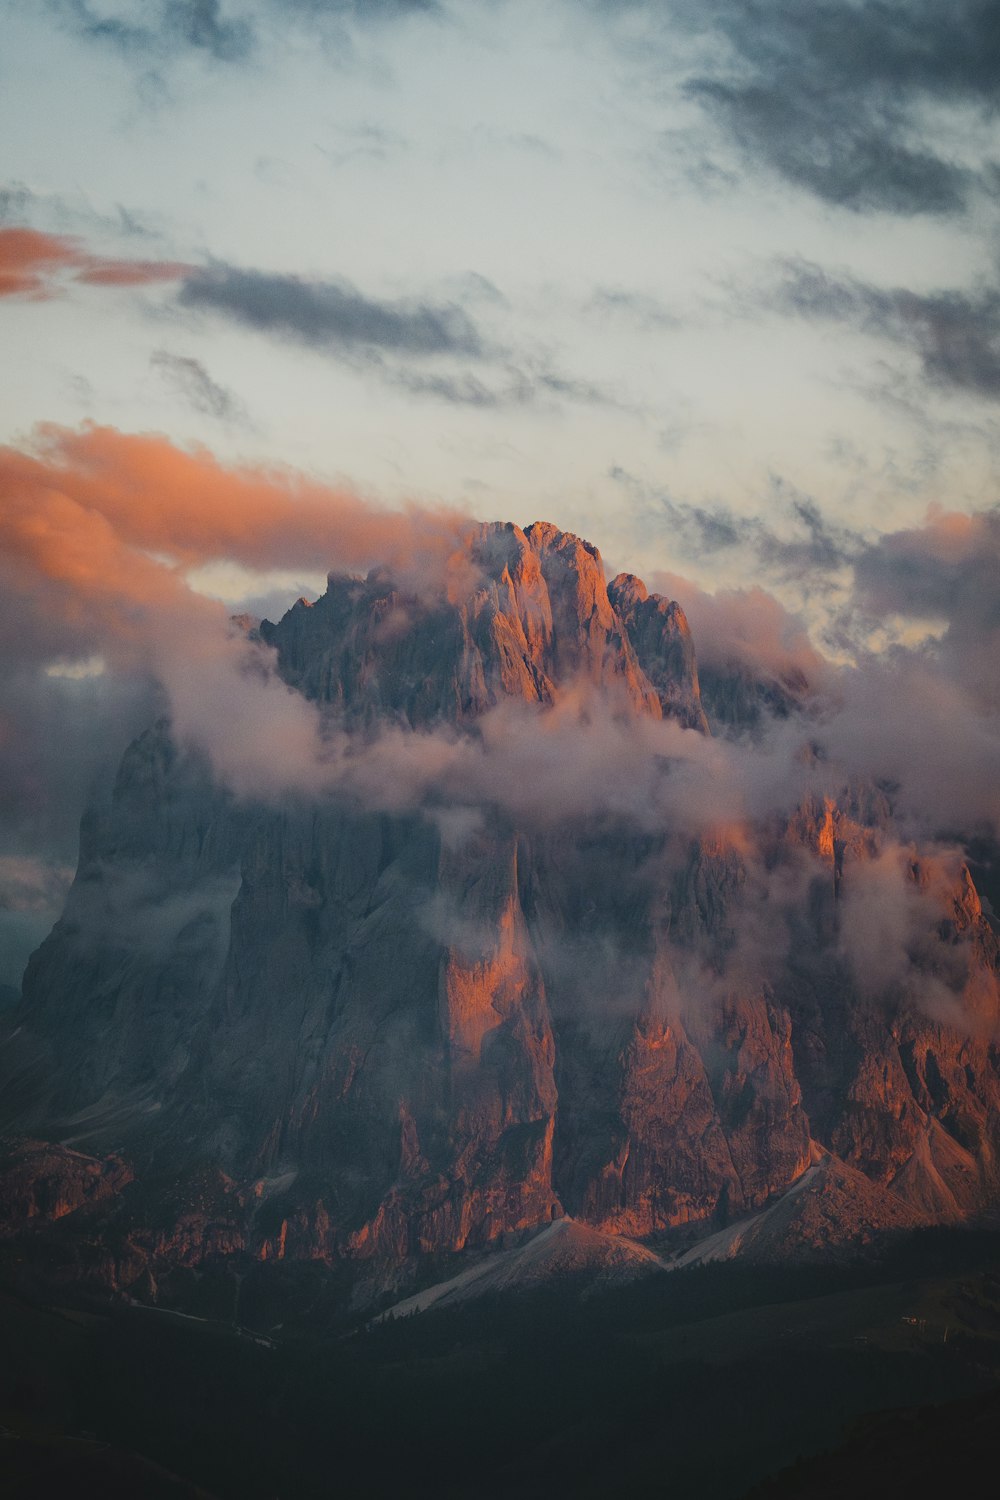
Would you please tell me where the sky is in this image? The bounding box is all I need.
[1,0,999,986]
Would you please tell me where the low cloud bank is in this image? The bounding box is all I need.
[3,422,997,836]
[1,424,998,1030]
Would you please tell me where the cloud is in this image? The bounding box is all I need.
[0,424,484,888]
[816,653,1000,840]
[151,350,249,424]
[680,0,999,215]
[281,0,438,16]
[62,861,242,962]
[849,506,1000,713]
[835,840,996,1033]
[385,368,510,407]
[177,266,630,410]
[52,0,254,64]
[178,263,484,359]
[1,226,611,415]
[650,570,831,689]
[50,0,440,78]
[1,423,471,584]
[0,226,189,300]
[0,666,157,862]
[0,228,502,400]
[0,181,154,242]
[0,423,779,828]
[0,855,76,994]
[640,501,1000,837]
[771,258,1000,402]
[1,424,998,919]
[588,287,680,330]
[0,856,75,918]
[612,465,863,582]
[0,228,76,299]
[389,360,630,411]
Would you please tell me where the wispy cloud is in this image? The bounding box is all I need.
[770,257,1000,402]
[49,0,439,69]
[151,350,249,424]
[51,0,254,64]
[178,263,484,358]
[612,466,864,582]
[588,286,680,330]
[678,0,999,215]
[0,226,189,299]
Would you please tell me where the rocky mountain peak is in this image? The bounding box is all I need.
[2,518,999,1311]
[607,571,649,609]
[609,571,708,732]
[259,519,701,729]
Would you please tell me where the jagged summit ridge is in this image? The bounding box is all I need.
[260,519,702,728]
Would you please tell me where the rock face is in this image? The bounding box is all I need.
[1,521,999,1299]
[375,1216,670,1321]
[607,572,708,731]
[261,522,665,725]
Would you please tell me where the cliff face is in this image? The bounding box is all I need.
[2,521,999,1296]
[260,521,666,725]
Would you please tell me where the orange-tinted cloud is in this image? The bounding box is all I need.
[0,423,480,798]
[0,423,475,659]
[9,422,472,586]
[0,226,189,301]
[75,257,192,287]
[0,228,78,298]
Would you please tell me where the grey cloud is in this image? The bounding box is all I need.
[167,0,252,58]
[179,265,485,359]
[692,77,969,216]
[448,272,508,308]
[175,263,626,408]
[652,568,832,686]
[281,0,437,16]
[0,180,154,240]
[316,123,409,170]
[535,371,623,407]
[853,510,1000,629]
[613,466,863,579]
[0,855,75,990]
[589,286,680,330]
[0,185,33,224]
[848,507,1000,713]
[152,350,249,423]
[821,651,1000,838]
[0,857,75,920]
[661,497,742,554]
[387,368,512,407]
[52,0,437,67]
[773,258,1000,401]
[0,666,159,863]
[0,660,157,988]
[764,492,853,574]
[679,0,999,215]
[388,362,630,411]
[53,0,254,63]
[64,861,241,964]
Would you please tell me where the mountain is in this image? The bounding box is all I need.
[1,520,998,1311]
[375,1215,670,1321]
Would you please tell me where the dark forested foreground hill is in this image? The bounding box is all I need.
[2,1228,1000,1499]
